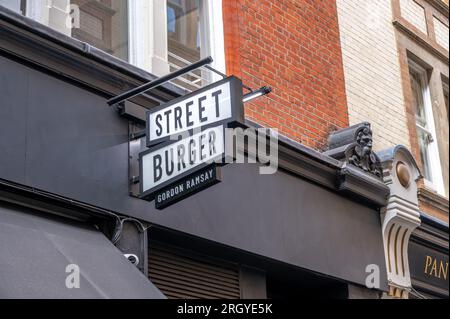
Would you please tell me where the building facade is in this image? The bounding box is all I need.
[222,0,349,150]
[0,0,447,299]
[337,0,449,298]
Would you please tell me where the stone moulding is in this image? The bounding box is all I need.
[378,145,422,299]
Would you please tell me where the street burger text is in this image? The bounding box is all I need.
[147,81,232,143]
[141,126,224,193]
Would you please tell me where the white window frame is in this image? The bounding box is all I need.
[129,0,170,76]
[129,0,225,82]
[409,59,445,196]
[443,81,449,117]
[1,0,25,14]
[25,0,49,25]
[201,0,226,79]
[25,0,72,35]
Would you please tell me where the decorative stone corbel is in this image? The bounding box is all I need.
[325,122,383,178]
[377,145,422,299]
[325,122,389,207]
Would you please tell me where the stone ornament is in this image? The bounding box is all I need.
[325,122,383,178]
[377,145,422,299]
[396,161,411,188]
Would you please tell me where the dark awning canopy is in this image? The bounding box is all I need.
[0,203,165,299]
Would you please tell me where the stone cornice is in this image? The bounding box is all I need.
[247,120,389,208]
[418,187,450,216]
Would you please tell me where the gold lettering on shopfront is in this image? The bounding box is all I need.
[424,255,448,280]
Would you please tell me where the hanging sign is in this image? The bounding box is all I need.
[146,76,244,146]
[139,76,244,207]
[140,125,225,199]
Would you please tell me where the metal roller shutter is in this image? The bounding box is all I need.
[148,241,241,299]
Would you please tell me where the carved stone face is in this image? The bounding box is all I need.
[358,127,373,155]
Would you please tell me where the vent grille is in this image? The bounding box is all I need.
[148,242,241,299]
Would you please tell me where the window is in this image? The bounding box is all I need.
[71,0,129,61]
[408,60,445,195]
[166,0,213,91]
[1,0,225,89]
[1,0,26,15]
[443,81,449,122]
[0,0,129,61]
[167,0,202,90]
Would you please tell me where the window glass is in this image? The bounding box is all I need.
[0,0,25,14]
[71,0,129,61]
[416,128,432,180]
[69,0,129,61]
[167,0,200,55]
[408,61,445,195]
[443,82,449,121]
[410,70,427,127]
[167,0,203,91]
[0,0,129,61]
[167,6,177,33]
[409,66,432,181]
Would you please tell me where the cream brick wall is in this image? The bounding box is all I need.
[399,0,428,35]
[336,0,411,151]
[434,17,449,50]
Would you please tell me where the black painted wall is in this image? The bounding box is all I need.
[0,55,387,289]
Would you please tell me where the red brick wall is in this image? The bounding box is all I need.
[223,0,349,150]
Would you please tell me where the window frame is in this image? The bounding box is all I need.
[408,59,446,195]
[17,0,225,85]
[129,0,225,85]
[443,80,449,121]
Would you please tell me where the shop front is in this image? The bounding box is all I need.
[409,215,449,299]
[1,6,390,299]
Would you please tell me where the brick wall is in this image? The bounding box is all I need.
[399,0,428,35]
[434,17,449,50]
[223,0,348,150]
[336,0,411,151]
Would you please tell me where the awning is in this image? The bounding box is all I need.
[0,203,166,299]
